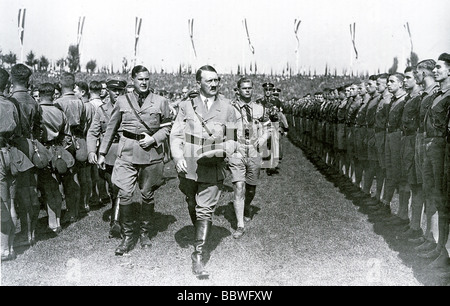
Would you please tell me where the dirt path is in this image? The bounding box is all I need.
[0,137,431,286]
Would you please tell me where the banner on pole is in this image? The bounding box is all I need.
[188,19,197,58]
[294,18,301,53]
[404,22,413,52]
[243,18,255,55]
[349,22,358,60]
[135,17,142,57]
[18,8,26,46]
[77,16,85,47]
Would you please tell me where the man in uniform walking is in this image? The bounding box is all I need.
[170,65,237,278]
[228,77,270,238]
[98,65,172,255]
[87,78,127,238]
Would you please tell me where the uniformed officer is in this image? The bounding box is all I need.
[0,68,33,261]
[36,83,72,237]
[228,77,270,239]
[370,74,392,215]
[418,53,450,269]
[382,73,407,225]
[256,82,280,175]
[170,65,237,278]
[87,78,127,238]
[98,65,172,256]
[412,59,440,250]
[397,66,424,239]
[362,75,383,207]
[9,64,42,246]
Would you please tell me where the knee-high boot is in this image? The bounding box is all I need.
[109,197,121,239]
[429,213,450,268]
[186,196,197,225]
[115,204,136,256]
[191,220,212,277]
[139,202,154,248]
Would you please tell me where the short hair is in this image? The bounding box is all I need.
[195,65,217,82]
[368,75,378,81]
[237,77,253,88]
[438,53,450,66]
[0,68,10,91]
[389,72,405,83]
[416,59,436,72]
[377,73,389,80]
[38,83,56,99]
[404,66,416,74]
[131,65,149,78]
[75,81,89,96]
[89,80,102,93]
[59,72,75,89]
[10,63,32,84]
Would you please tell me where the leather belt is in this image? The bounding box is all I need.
[123,130,145,140]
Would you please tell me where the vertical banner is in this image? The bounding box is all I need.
[349,22,358,60]
[404,22,413,52]
[77,16,85,47]
[18,8,26,63]
[294,18,301,74]
[188,18,197,58]
[242,19,255,55]
[134,16,142,66]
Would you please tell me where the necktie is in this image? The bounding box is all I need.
[204,98,209,112]
[243,104,252,123]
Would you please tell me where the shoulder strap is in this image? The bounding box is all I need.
[125,93,153,131]
[99,104,109,121]
[190,98,213,136]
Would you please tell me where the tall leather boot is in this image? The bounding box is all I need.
[109,197,121,239]
[115,204,136,256]
[191,219,212,278]
[139,203,154,248]
[186,196,197,225]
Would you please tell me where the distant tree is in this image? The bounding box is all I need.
[407,51,419,67]
[86,60,97,74]
[56,57,66,72]
[67,44,80,72]
[38,55,49,71]
[25,51,39,71]
[388,57,398,74]
[254,62,257,75]
[237,65,241,75]
[122,57,128,74]
[2,51,17,67]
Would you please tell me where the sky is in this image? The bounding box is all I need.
[0,0,449,75]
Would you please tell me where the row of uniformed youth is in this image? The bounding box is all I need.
[283,53,450,274]
[0,63,288,277]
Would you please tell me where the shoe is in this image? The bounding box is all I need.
[408,236,426,245]
[232,227,245,239]
[417,248,440,259]
[429,249,450,269]
[398,228,423,240]
[414,240,436,252]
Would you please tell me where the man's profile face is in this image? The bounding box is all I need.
[108,88,122,103]
[133,71,151,95]
[74,85,84,99]
[376,78,387,93]
[350,85,358,97]
[238,81,253,101]
[433,60,449,83]
[100,83,108,98]
[387,76,402,93]
[32,90,40,102]
[198,70,219,97]
[404,71,418,90]
[366,80,377,94]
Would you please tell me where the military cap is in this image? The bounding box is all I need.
[262,82,275,89]
[106,78,127,90]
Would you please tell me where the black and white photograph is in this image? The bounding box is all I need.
[0,0,449,288]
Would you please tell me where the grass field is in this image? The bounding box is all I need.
[1,137,447,286]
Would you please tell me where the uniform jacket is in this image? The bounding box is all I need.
[87,100,118,166]
[99,92,171,165]
[230,99,270,158]
[170,94,237,183]
[38,102,72,145]
[54,92,87,137]
[10,90,41,138]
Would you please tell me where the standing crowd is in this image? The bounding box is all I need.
[0,63,288,279]
[284,53,450,274]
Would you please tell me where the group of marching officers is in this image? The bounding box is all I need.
[284,53,450,273]
[0,63,289,279]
